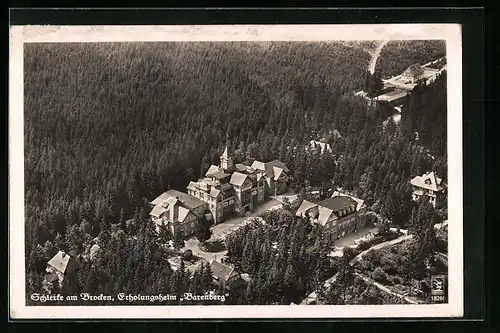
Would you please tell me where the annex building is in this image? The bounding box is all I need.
[149,189,209,237]
[296,191,368,240]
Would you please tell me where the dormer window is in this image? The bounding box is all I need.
[425,178,431,185]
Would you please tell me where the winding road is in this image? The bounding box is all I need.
[300,232,413,305]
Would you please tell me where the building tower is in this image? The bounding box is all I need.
[220,134,235,172]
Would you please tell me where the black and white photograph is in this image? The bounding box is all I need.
[9,23,463,319]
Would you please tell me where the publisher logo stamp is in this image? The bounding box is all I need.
[430,275,447,303]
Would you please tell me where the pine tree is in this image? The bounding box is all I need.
[66,224,84,255]
[98,217,111,248]
[195,214,212,244]
[202,262,214,292]
[173,230,185,250]
[158,222,172,244]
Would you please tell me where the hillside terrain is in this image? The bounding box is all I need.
[375,40,446,78]
[24,41,447,304]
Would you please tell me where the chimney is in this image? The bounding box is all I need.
[173,206,178,222]
[169,206,174,222]
[61,251,66,258]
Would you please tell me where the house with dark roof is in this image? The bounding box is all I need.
[149,189,209,237]
[250,159,289,197]
[410,171,447,207]
[296,191,368,240]
[401,64,426,84]
[210,260,240,288]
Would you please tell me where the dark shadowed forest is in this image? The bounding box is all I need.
[375,40,446,78]
[24,41,447,304]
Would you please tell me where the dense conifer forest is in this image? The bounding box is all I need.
[24,41,447,304]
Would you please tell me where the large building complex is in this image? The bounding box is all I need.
[187,143,289,223]
[150,142,290,235]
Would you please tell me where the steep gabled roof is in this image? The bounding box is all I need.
[229,172,248,187]
[186,181,197,191]
[296,200,318,217]
[47,251,73,275]
[318,206,336,226]
[210,260,237,284]
[153,190,207,210]
[410,171,446,191]
[256,173,265,182]
[164,196,180,209]
[266,160,289,173]
[403,63,425,78]
[210,187,221,198]
[205,165,221,177]
[273,166,285,180]
[150,205,168,217]
[251,159,289,178]
[250,160,266,171]
[177,206,194,223]
[331,129,343,139]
